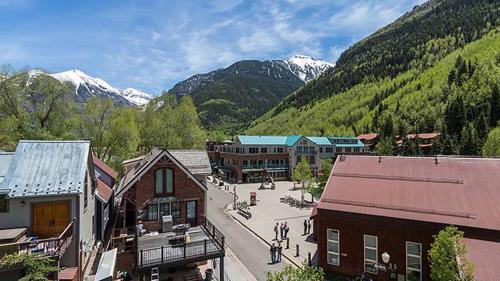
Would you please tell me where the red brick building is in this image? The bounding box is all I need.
[313,155,500,281]
[113,149,225,279]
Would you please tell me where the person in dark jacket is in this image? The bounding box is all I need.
[270,243,276,263]
[303,219,308,235]
[307,219,312,234]
[280,223,284,239]
[284,222,289,239]
[274,222,279,240]
[277,242,283,262]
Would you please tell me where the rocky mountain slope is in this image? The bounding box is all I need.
[49,69,152,106]
[167,55,332,132]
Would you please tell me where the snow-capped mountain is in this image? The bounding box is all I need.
[121,88,153,106]
[283,55,334,82]
[49,69,152,106]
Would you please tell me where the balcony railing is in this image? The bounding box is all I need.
[0,220,74,259]
[241,164,288,170]
[137,217,225,268]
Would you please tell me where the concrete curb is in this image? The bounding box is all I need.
[225,208,302,268]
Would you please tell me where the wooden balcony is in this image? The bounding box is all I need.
[136,217,225,269]
[0,220,74,259]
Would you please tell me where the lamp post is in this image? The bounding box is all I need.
[233,184,237,210]
[381,252,391,280]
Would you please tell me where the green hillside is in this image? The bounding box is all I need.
[247,0,500,155]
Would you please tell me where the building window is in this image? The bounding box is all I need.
[345,147,352,153]
[364,235,378,273]
[406,242,422,281]
[297,146,303,153]
[354,147,360,153]
[326,147,333,153]
[171,202,181,218]
[336,147,342,153]
[327,229,340,266]
[319,147,323,153]
[147,204,158,220]
[261,147,267,153]
[249,147,258,154]
[84,171,89,210]
[276,147,284,153]
[0,195,8,212]
[155,168,174,196]
[160,203,171,217]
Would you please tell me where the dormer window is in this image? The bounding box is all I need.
[155,168,174,196]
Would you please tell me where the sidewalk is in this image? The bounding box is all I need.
[212,246,258,281]
[224,181,317,267]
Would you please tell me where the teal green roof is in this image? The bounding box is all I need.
[236,135,362,147]
[335,139,365,148]
[237,135,289,145]
[306,136,332,145]
[285,136,301,146]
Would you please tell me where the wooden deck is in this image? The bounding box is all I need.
[137,224,225,269]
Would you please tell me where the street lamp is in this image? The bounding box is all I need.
[382,252,390,264]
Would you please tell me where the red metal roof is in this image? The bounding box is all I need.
[92,154,118,179]
[464,238,500,281]
[357,133,379,141]
[318,155,500,231]
[96,178,113,203]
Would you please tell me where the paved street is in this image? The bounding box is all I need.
[206,185,287,281]
[226,181,317,266]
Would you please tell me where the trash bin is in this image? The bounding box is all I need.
[250,192,257,206]
[205,268,214,281]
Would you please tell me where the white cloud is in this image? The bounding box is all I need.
[329,1,406,36]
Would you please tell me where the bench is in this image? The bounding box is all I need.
[238,208,252,219]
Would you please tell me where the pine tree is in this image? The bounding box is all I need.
[460,122,479,155]
[490,85,500,127]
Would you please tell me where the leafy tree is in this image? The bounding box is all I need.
[460,122,479,155]
[267,262,324,281]
[81,97,115,159]
[375,138,395,155]
[314,158,333,197]
[490,85,500,127]
[482,126,500,156]
[428,226,474,281]
[1,253,59,281]
[292,156,313,203]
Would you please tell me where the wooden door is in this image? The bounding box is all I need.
[32,202,70,238]
[186,200,197,226]
[51,203,70,235]
[32,204,53,238]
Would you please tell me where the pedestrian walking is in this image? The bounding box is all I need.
[280,223,284,239]
[270,243,275,263]
[284,222,289,239]
[274,222,279,240]
[307,219,312,234]
[277,242,283,262]
[303,219,308,235]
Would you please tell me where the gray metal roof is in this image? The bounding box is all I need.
[169,150,212,175]
[0,152,14,186]
[0,140,90,198]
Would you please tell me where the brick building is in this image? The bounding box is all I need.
[207,135,367,183]
[112,149,225,280]
[313,155,500,281]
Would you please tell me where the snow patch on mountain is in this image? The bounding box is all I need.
[285,55,334,82]
[50,69,121,95]
[49,69,152,106]
[121,88,153,106]
[25,69,45,87]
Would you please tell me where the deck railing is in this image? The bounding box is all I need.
[0,220,74,258]
[138,217,225,268]
[241,164,288,170]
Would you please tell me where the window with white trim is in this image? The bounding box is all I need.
[327,229,340,266]
[406,242,422,281]
[364,235,378,273]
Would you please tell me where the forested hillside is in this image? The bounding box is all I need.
[248,0,500,155]
[168,59,304,133]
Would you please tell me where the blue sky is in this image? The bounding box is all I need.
[0,0,426,95]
